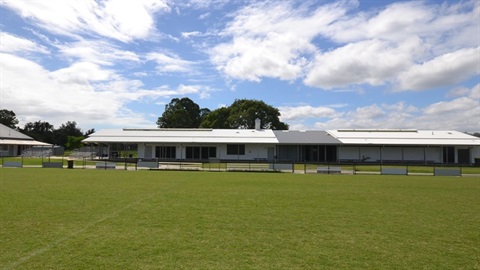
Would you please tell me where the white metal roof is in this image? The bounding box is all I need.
[0,123,52,146]
[0,123,33,140]
[83,128,279,144]
[326,129,480,146]
[0,139,52,146]
[83,128,480,146]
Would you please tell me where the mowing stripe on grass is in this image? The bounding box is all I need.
[4,179,186,270]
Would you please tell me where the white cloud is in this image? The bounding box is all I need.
[58,40,140,65]
[0,0,170,42]
[323,1,434,43]
[212,34,312,81]
[0,53,211,128]
[470,84,480,100]
[181,31,202,39]
[178,0,228,10]
[146,52,195,73]
[0,32,49,54]
[304,39,415,89]
[211,0,479,91]
[210,1,350,81]
[50,62,114,84]
[279,105,337,121]
[309,85,479,131]
[396,47,480,91]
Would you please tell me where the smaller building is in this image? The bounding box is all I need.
[0,123,52,157]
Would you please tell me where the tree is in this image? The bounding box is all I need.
[157,98,210,128]
[20,121,55,143]
[201,99,289,130]
[84,128,95,136]
[0,109,19,129]
[200,107,231,128]
[65,136,85,150]
[53,121,83,147]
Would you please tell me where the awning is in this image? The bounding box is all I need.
[0,139,52,146]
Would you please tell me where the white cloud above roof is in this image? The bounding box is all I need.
[1,0,169,42]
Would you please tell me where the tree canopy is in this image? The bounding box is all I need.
[0,109,19,129]
[157,98,210,128]
[200,99,288,130]
[19,120,91,149]
[20,121,55,144]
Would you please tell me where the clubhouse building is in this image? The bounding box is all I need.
[83,121,480,165]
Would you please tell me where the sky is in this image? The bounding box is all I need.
[0,0,479,132]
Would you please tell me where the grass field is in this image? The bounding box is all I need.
[1,169,479,269]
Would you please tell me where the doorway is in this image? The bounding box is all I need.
[457,149,470,164]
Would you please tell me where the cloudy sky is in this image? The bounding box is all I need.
[0,0,479,132]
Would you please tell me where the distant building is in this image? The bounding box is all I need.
[83,125,480,165]
[0,123,51,157]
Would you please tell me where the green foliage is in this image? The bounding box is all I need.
[157,97,210,128]
[201,99,289,130]
[0,109,19,128]
[1,170,478,269]
[199,107,231,128]
[20,120,55,143]
[53,121,83,147]
[19,120,85,147]
[65,136,85,150]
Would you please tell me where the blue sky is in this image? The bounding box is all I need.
[0,0,479,132]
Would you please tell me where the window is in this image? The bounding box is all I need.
[186,146,216,159]
[156,146,176,159]
[227,144,245,155]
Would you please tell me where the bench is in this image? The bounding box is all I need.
[317,167,342,174]
[381,167,408,175]
[42,162,63,168]
[269,163,293,171]
[137,161,159,169]
[227,163,269,171]
[179,163,203,170]
[3,161,22,168]
[96,162,116,169]
[434,168,461,176]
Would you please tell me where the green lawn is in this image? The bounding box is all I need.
[1,169,479,269]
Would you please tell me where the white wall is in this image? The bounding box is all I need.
[339,146,443,163]
[339,147,359,160]
[137,143,272,160]
[138,144,146,158]
[403,147,424,161]
[360,147,381,162]
[382,147,402,160]
[471,146,480,163]
[425,147,441,163]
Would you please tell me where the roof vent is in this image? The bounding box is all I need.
[255,118,261,130]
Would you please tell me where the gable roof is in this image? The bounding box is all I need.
[0,123,52,146]
[0,123,33,140]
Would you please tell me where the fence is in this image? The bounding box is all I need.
[1,157,478,176]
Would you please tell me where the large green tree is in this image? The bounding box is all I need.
[157,98,210,128]
[199,107,231,128]
[20,121,55,144]
[0,109,19,129]
[53,121,83,147]
[201,99,289,130]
